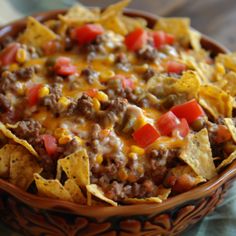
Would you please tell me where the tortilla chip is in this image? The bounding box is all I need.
[156,186,171,200]
[34,173,72,201]
[224,118,236,143]
[0,122,38,157]
[64,179,86,204]
[179,128,217,180]
[189,29,201,51]
[60,4,99,24]
[18,17,57,48]
[123,197,162,205]
[101,16,127,35]
[216,53,236,72]
[171,165,206,185]
[217,150,236,171]
[174,70,201,98]
[86,184,117,206]
[57,149,89,188]
[199,85,233,119]
[101,0,131,20]
[121,16,147,32]
[0,144,15,178]
[9,145,42,190]
[154,17,190,46]
[220,71,236,96]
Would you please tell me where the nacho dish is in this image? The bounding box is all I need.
[0,0,236,206]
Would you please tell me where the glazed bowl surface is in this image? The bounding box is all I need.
[0,8,233,236]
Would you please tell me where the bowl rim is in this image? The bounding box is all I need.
[0,8,233,218]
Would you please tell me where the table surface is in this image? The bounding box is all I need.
[0,0,236,235]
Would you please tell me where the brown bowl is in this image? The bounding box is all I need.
[0,8,233,236]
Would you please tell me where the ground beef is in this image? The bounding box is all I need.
[86,35,105,61]
[0,71,16,93]
[0,93,11,112]
[60,138,80,157]
[76,94,95,119]
[81,67,99,84]
[0,36,13,50]
[115,52,130,71]
[137,45,158,61]
[41,84,62,115]
[11,119,42,144]
[143,67,155,80]
[14,66,36,81]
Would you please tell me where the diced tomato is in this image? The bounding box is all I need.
[156,111,180,136]
[42,40,59,55]
[27,84,42,106]
[0,43,20,66]
[174,118,190,137]
[74,24,104,45]
[133,123,160,148]
[166,60,186,74]
[152,31,174,49]
[86,88,98,97]
[214,125,232,144]
[171,99,204,124]
[54,57,76,76]
[122,77,135,90]
[41,134,58,156]
[125,28,148,51]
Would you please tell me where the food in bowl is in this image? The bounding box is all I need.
[0,0,236,207]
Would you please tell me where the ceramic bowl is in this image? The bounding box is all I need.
[0,9,233,236]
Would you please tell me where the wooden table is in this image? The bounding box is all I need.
[80,0,236,51]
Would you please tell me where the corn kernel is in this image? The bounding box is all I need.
[134,116,147,130]
[16,82,25,96]
[130,145,145,155]
[16,48,27,64]
[58,135,72,145]
[96,154,103,164]
[9,63,19,71]
[58,96,70,107]
[128,152,138,160]
[92,97,100,111]
[215,62,225,75]
[95,91,108,102]
[54,128,68,138]
[99,70,115,82]
[134,64,149,73]
[38,86,50,98]
[74,136,83,145]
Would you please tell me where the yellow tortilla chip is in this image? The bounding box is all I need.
[101,0,131,20]
[0,122,38,157]
[86,184,117,206]
[154,17,190,46]
[174,71,201,98]
[216,53,236,72]
[9,145,42,190]
[179,128,217,180]
[121,16,147,32]
[220,72,236,96]
[64,179,86,204]
[101,16,127,35]
[224,118,236,143]
[0,144,15,178]
[123,197,162,205]
[189,29,201,51]
[199,85,233,119]
[34,173,72,201]
[18,17,57,48]
[217,150,236,171]
[60,4,100,24]
[57,149,89,187]
[156,186,171,200]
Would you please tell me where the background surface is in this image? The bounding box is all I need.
[0,0,236,235]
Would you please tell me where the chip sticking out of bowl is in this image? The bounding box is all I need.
[179,128,217,180]
[0,144,41,190]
